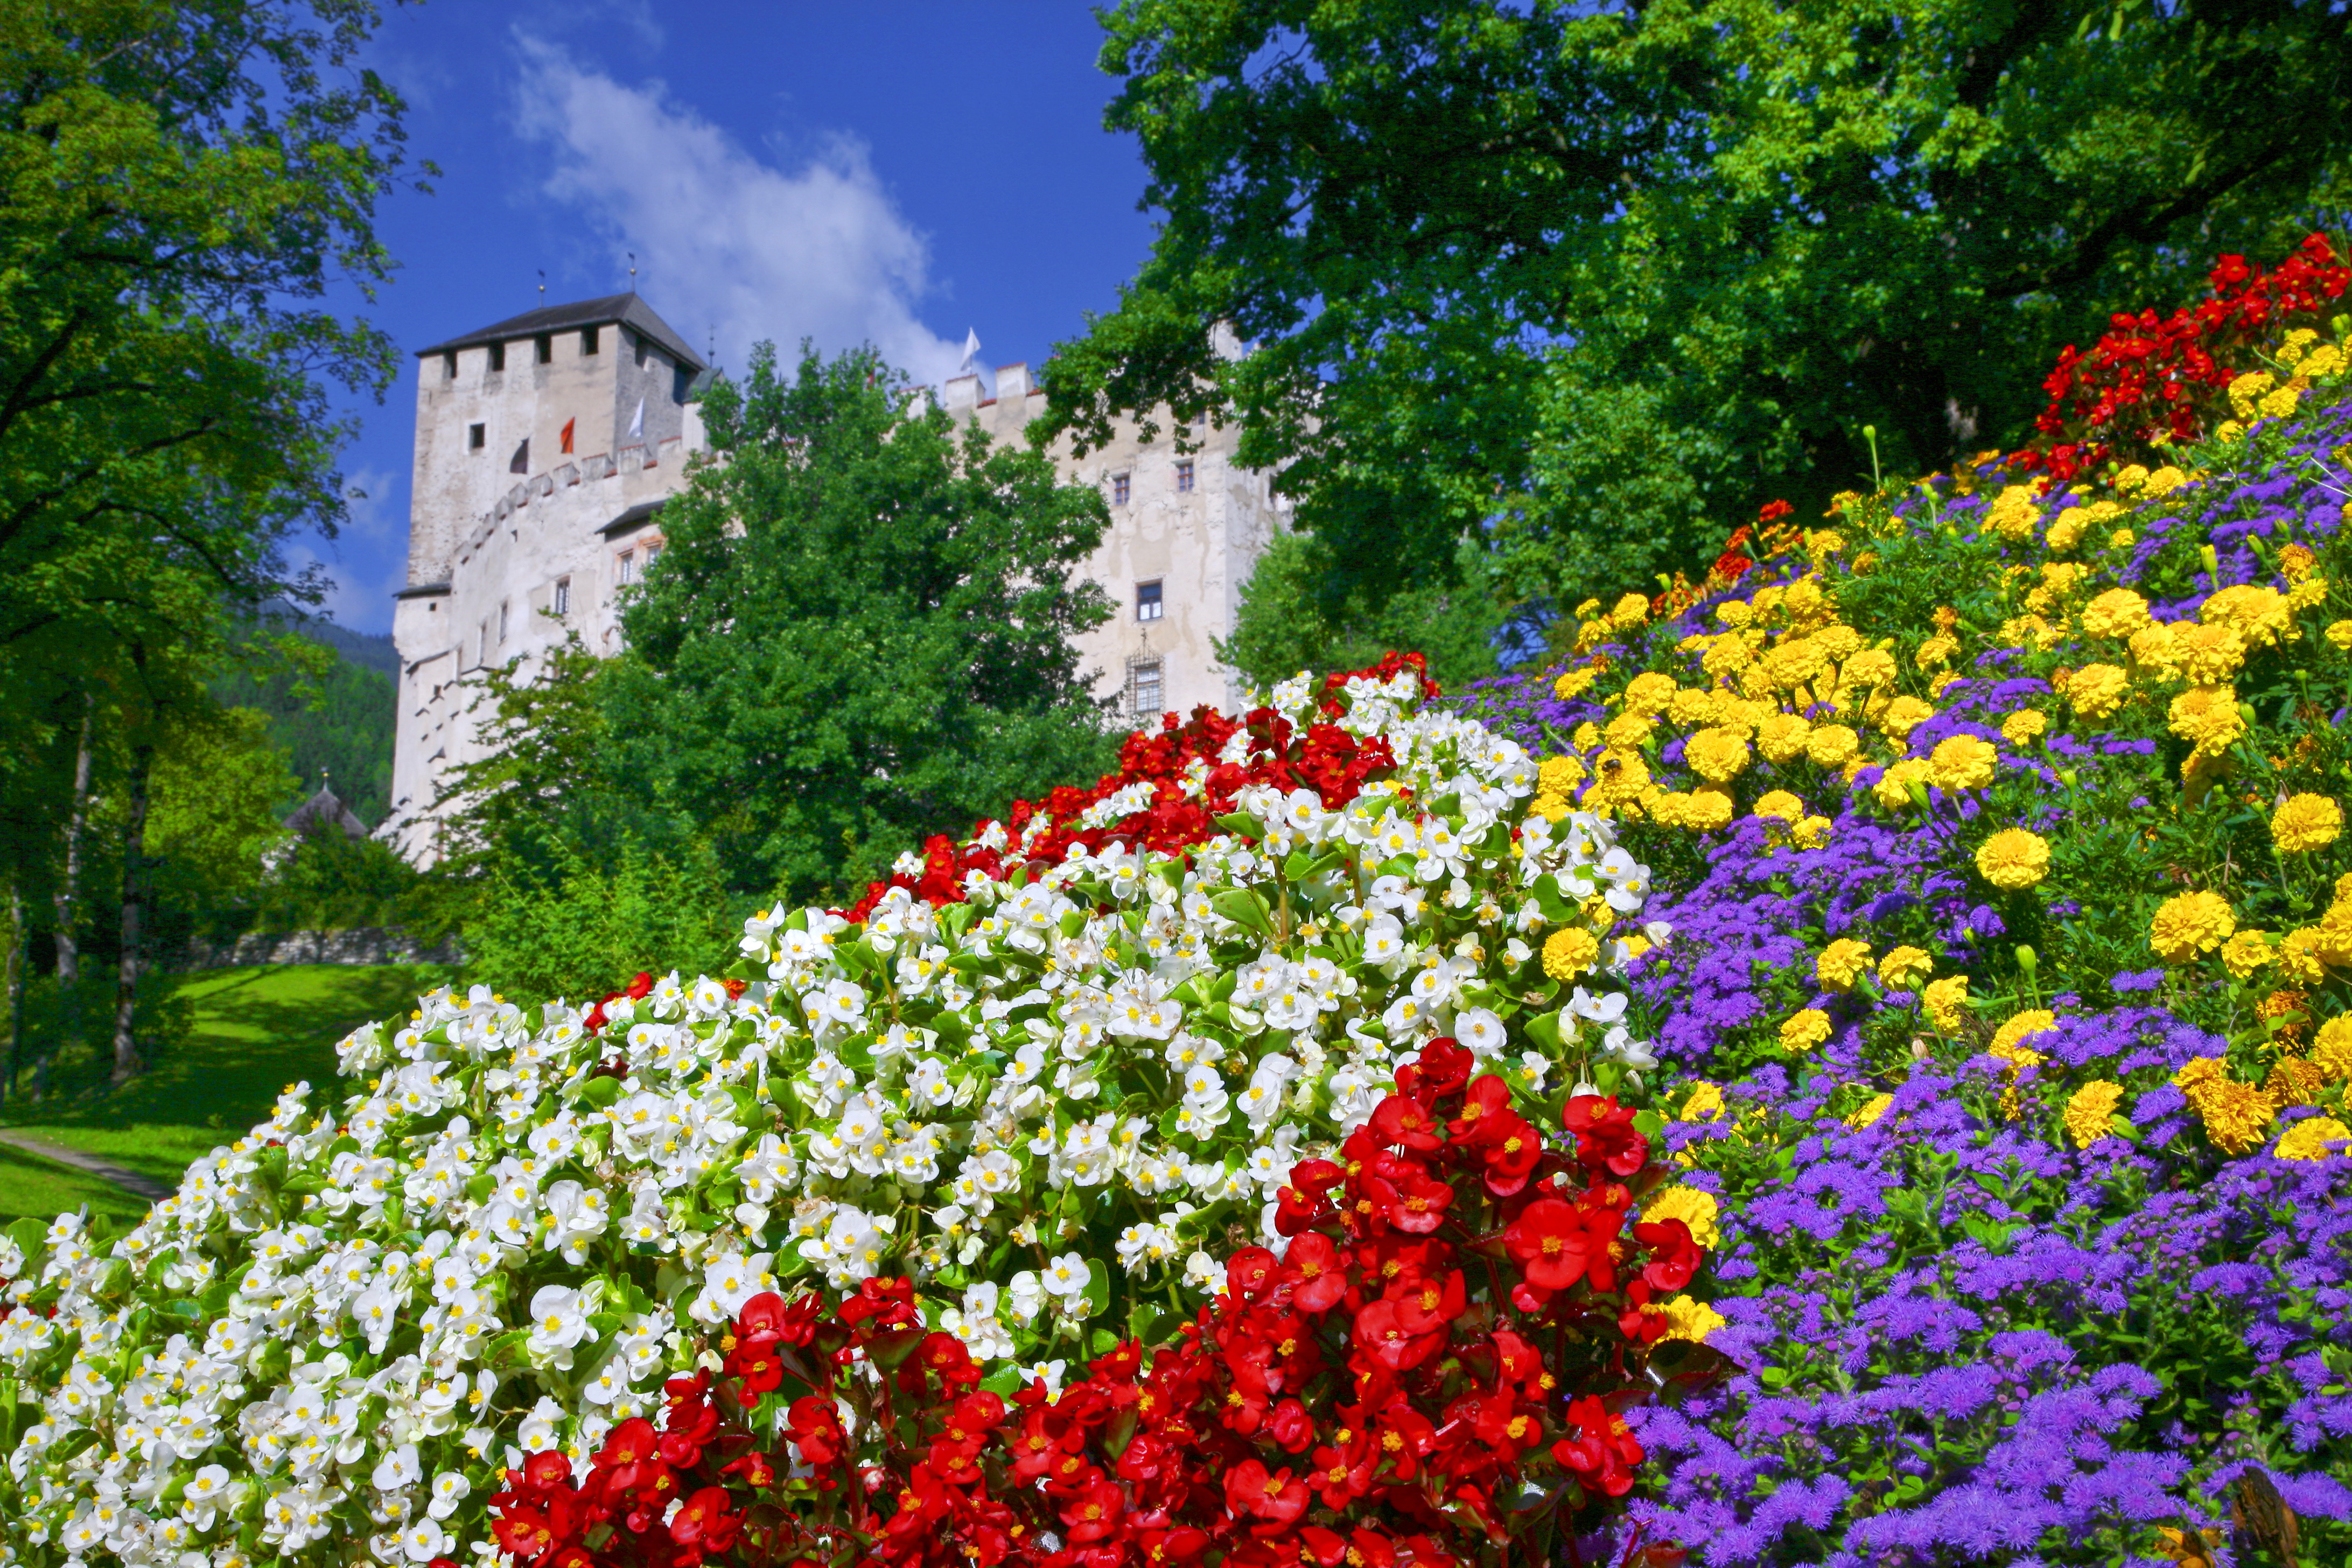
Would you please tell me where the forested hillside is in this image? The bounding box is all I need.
[208,619,398,828]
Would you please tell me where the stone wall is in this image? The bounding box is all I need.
[171,928,464,972]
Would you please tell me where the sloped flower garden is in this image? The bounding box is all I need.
[2,247,2350,1568]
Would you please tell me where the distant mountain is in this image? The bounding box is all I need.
[279,614,400,676]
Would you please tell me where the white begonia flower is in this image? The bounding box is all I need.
[525,1284,596,1369]
[400,1517,451,1564]
[370,1443,422,1494]
[1005,1270,1046,1324]
[1454,1006,1509,1058]
[1042,1252,1093,1306]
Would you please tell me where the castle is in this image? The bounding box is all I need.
[386,293,1287,862]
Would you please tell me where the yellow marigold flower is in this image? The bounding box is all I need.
[2167,685,2244,755]
[2080,589,2152,639]
[2279,543,2318,579]
[1975,828,2051,890]
[2289,573,2329,611]
[1806,724,1860,768]
[1542,926,1600,981]
[1702,633,1760,678]
[1845,1093,1894,1130]
[2301,343,2346,377]
[2259,384,2304,419]
[1922,975,1970,1031]
[1872,758,1934,811]
[2175,1061,2275,1155]
[2271,793,2343,853]
[2140,465,2188,497]
[1755,712,1811,765]
[1840,648,1897,690]
[2150,891,2236,964]
[2108,528,2134,551]
[2220,929,2274,981]
[2065,663,2131,721]
[1677,1081,1727,1122]
[1584,747,1651,811]
[1665,686,1721,726]
[1805,528,1845,556]
[2276,927,2329,985]
[2263,1055,2327,1111]
[1714,599,1754,628]
[2201,584,2291,646]
[2227,370,2274,422]
[1642,1186,1720,1248]
[1553,665,1600,701]
[1791,815,1833,849]
[1781,578,1829,622]
[1762,637,1830,690]
[1753,789,1804,823]
[2125,624,2182,681]
[1928,670,1963,698]
[1879,696,1935,742]
[2314,1017,2352,1082]
[1571,721,1601,751]
[1983,484,2042,541]
[1530,792,1571,823]
[1999,710,2048,748]
[1877,946,1933,990]
[2277,1116,2352,1161]
[1914,633,1959,669]
[2112,463,2151,493]
[1816,939,1873,992]
[2171,622,2244,683]
[1623,671,1678,716]
[1683,726,1753,784]
[1681,786,1735,832]
[1538,755,1585,796]
[1781,1009,1835,1051]
[2063,1081,2125,1149]
[1658,1294,1726,1345]
[1610,592,1652,629]
[1604,711,1658,750]
[1929,734,2000,791]
[1990,1010,2057,1063]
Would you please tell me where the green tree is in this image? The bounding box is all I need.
[1045,0,2352,608]
[0,0,418,1083]
[1217,531,1502,692]
[210,621,398,826]
[604,341,1119,903]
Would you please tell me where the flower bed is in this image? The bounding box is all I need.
[1458,345,2352,1561]
[0,658,1720,1566]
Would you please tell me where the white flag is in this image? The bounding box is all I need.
[628,397,645,442]
[959,329,982,377]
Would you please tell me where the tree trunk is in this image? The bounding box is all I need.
[45,697,95,1098]
[111,737,154,1088]
[3,882,24,1103]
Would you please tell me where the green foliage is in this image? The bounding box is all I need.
[1047,0,2352,613]
[603,340,1119,902]
[208,622,398,826]
[459,834,736,1007]
[1217,530,1502,691]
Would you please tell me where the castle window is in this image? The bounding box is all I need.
[1175,460,1195,493]
[467,423,485,451]
[1128,657,1164,719]
[582,326,599,355]
[488,341,506,373]
[442,350,457,379]
[498,599,509,643]
[478,620,489,666]
[535,334,552,365]
[643,541,663,573]
[1112,473,1131,506]
[554,577,571,615]
[634,334,648,369]
[1136,579,1163,621]
[619,550,634,584]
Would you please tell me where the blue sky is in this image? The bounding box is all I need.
[306,2,1159,633]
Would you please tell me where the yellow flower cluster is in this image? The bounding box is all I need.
[1542,926,1600,981]
[2272,793,2343,853]
[1816,939,1873,991]
[2174,1056,2276,1154]
[2276,1116,2351,1161]
[1642,1185,1721,1248]
[2062,1080,2125,1150]
[2149,891,2236,964]
[1780,1009,1833,1052]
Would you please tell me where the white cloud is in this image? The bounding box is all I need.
[509,37,965,386]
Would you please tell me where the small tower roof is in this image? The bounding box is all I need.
[418,293,706,373]
[284,782,368,844]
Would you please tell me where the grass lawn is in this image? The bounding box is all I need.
[0,963,452,1225]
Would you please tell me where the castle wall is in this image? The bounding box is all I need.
[388,309,1286,866]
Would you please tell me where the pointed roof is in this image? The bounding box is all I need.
[418,293,706,373]
[284,783,368,844]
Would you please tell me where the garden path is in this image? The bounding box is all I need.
[0,1130,170,1203]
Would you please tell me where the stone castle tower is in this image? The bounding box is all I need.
[386,294,1287,862]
